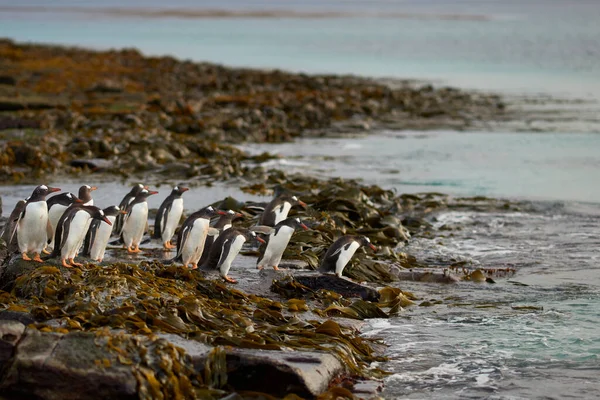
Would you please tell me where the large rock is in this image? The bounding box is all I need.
[225,348,343,398]
[0,320,26,368]
[0,324,345,399]
[158,333,344,397]
[0,326,137,400]
[293,274,381,302]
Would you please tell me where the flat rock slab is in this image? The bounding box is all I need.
[294,274,381,302]
[0,322,345,399]
[0,324,137,400]
[225,347,344,398]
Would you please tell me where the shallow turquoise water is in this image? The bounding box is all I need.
[241,131,600,203]
[1,1,600,97]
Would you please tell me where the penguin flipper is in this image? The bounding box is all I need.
[174,224,191,260]
[83,219,99,256]
[153,201,171,239]
[215,238,232,271]
[207,227,220,237]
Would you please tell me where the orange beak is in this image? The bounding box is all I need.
[298,200,307,207]
[90,186,98,191]
[180,187,189,192]
[103,217,112,225]
[256,236,266,244]
[48,187,61,193]
[148,191,159,196]
[369,244,377,251]
[300,223,309,231]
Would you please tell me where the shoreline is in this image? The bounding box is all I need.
[0,39,597,398]
[0,38,513,185]
[0,39,529,398]
[0,6,493,21]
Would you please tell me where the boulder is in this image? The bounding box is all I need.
[225,348,343,398]
[294,274,381,302]
[0,325,344,399]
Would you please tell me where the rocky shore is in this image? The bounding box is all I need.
[0,39,519,399]
[0,38,512,185]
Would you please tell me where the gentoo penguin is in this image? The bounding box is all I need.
[46,185,96,251]
[258,194,307,227]
[17,185,61,262]
[203,228,265,283]
[83,206,124,262]
[199,209,243,266]
[153,185,188,249]
[121,189,158,253]
[173,206,225,269]
[48,205,111,267]
[256,217,309,270]
[114,183,148,235]
[1,200,26,253]
[319,235,377,277]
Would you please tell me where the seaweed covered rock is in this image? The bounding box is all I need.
[0,262,386,385]
[0,39,512,183]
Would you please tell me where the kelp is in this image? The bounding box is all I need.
[3,261,387,381]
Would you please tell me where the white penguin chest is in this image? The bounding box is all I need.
[90,215,116,258]
[63,211,92,256]
[335,241,360,275]
[274,202,292,225]
[127,203,148,230]
[165,199,183,229]
[187,219,209,251]
[18,201,49,247]
[220,235,246,275]
[266,226,294,255]
[96,215,116,243]
[22,201,48,224]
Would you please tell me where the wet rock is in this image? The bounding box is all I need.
[393,270,460,284]
[0,97,59,111]
[69,158,113,172]
[86,79,124,93]
[0,320,26,368]
[0,75,16,86]
[225,347,343,398]
[0,255,38,292]
[278,274,381,302]
[0,328,137,400]
[0,311,36,326]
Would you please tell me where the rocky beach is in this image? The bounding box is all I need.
[0,38,593,399]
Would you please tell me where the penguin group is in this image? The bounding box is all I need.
[3,184,379,283]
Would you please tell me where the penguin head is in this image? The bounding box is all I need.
[224,209,244,220]
[137,189,159,200]
[102,205,122,217]
[198,205,227,219]
[173,186,189,196]
[286,194,307,208]
[90,207,112,225]
[131,183,148,196]
[279,217,309,231]
[358,236,377,251]
[30,184,60,201]
[244,230,266,244]
[79,185,97,202]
